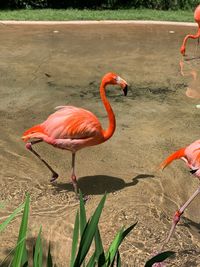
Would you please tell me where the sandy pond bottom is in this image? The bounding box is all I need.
[0,22,200,266]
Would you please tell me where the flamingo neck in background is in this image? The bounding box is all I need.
[100,80,116,141]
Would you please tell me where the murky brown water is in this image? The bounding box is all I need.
[0,22,200,266]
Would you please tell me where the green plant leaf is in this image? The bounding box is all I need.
[0,202,25,233]
[106,223,137,266]
[73,193,107,267]
[21,245,28,267]
[121,223,137,240]
[86,251,96,267]
[79,191,87,236]
[47,243,53,267]
[70,211,79,267]
[116,250,121,267]
[33,226,43,267]
[145,251,175,267]
[95,227,105,266]
[0,236,27,266]
[79,191,87,267]
[11,194,30,267]
[106,229,123,266]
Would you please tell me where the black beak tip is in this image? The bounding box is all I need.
[123,85,128,96]
[190,169,198,174]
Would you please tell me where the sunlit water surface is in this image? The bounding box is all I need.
[0,22,200,266]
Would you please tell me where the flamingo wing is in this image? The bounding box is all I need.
[42,106,103,140]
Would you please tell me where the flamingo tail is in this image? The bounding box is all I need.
[160,148,186,170]
[22,124,45,142]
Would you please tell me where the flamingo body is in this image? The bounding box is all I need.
[22,73,128,194]
[194,5,200,24]
[23,106,104,152]
[160,139,200,249]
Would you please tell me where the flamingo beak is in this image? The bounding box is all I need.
[117,77,128,96]
[123,84,128,96]
[190,169,198,174]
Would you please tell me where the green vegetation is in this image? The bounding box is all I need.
[0,8,197,22]
[0,193,175,266]
[0,0,199,10]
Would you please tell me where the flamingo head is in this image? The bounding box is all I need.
[102,72,128,96]
[180,45,186,56]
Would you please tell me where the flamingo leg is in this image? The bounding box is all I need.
[162,186,200,249]
[71,152,78,194]
[26,140,59,182]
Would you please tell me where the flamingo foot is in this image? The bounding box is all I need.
[50,172,59,182]
[151,251,166,267]
[71,175,90,202]
[152,263,165,267]
[82,194,90,203]
[25,142,32,150]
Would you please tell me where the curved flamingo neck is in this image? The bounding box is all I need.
[100,80,116,141]
[182,27,200,47]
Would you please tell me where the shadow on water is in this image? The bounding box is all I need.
[181,216,200,233]
[52,173,154,195]
[0,237,50,267]
[184,55,200,62]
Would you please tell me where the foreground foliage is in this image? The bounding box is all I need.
[0,193,174,266]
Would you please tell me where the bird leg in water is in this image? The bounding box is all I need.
[26,140,59,182]
[71,152,78,195]
[161,186,200,249]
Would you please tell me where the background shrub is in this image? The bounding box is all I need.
[0,0,199,10]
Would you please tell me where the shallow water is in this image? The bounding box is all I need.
[0,23,200,266]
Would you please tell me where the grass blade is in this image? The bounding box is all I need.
[95,227,105,266]
[145,251,175,267]
[11,194,30,267]
[33,226,43,267]
[47,243,53,267]
[70,211,79,267]
[0,202,25,232]
[73,193,107,267]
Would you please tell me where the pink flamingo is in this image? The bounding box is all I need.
[22,73,128,194]
[160,139,200,247]
[180,4,200,55]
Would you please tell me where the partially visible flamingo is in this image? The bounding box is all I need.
[22,73,128,194]
[180,4,200,55]
[159,139,200,247]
